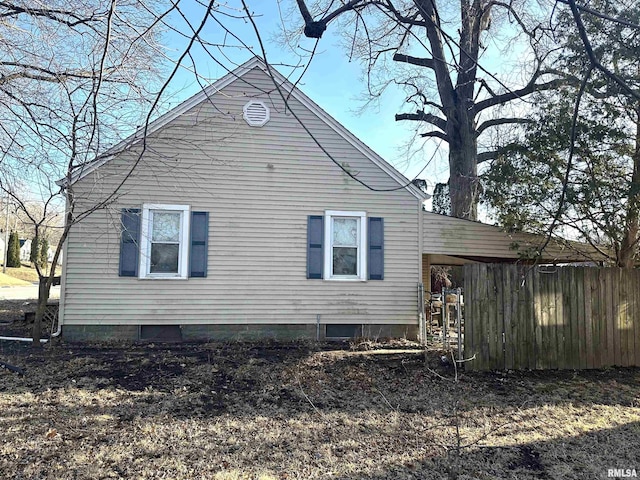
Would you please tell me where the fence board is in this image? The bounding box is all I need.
[635,270,640,366]
[486,265,497,369]
[626,270,634,366]
[576,268,587,370]
[463,267,473,369]
[620,269,630,367]
[479,263,490,371]
[514,266,527,370]
[538,268,548,369]
[583,268,594,369]
[635,271,640,366]
[464,264,476,371]
[604,270,611,362]
[612,269,622,366]
[566,268,577,369]
[555,267,566,369]
[463,264,640,371]
[503,265,514,370]
[473,263,484,371]
[591,268,599,368]
[525,267,536,370]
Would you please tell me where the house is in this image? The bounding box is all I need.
[19,239,31,262]
[58,57,595,343]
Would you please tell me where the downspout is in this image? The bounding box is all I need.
[0,336,47,343]
[417,201,425,345]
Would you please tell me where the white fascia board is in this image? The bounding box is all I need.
[64,56,428,201]
[263,66,427,201]
[63,58,267,187]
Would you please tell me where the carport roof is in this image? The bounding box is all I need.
[422,211,607,264]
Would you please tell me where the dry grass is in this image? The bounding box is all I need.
[0,272,31,286]
[0,341,638,479]
[3,264,61,284]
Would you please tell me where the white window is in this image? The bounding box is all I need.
[324,210,367,281]
[139,204,190,279]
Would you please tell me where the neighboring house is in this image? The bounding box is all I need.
[59,57,595,343]
[19,239,31,262]
[47,247,62,265]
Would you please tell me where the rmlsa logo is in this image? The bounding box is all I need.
[608,469,638,478]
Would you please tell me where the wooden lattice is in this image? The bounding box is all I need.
[43,304,59,325]
[24,302,59,326]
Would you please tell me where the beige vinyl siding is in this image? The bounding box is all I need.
[422,211,597,262]
[62,67,421,327]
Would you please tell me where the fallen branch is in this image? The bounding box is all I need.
[0,359,24,375]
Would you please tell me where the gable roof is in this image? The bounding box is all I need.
[65,57,427,200]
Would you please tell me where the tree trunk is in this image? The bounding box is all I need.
[618,109,640,268]
[32,276,50,348]
[447,105,479,220]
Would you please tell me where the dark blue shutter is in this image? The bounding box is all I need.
[368,217,384,280]
[307,215,324,279]
[189,211,209,277]
[119,208,140,277]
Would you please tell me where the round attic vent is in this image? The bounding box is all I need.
[243,100,270,127]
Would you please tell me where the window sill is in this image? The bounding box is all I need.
[138,275,189,280]
[324,277,367,282]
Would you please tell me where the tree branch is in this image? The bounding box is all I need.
[0,62,118,86]
[556,0,640,29]
[392,53,434,69]
[295,0,366,38]
[566,0,640,102]
[420,130,449,141]
[476,117,535,135]
[0,1,100,27]
[396,110,447,131]
[474,77,570,113]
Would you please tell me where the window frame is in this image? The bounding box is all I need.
[323,210,367,281]
[139,204,190,279]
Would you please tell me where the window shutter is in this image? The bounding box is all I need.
[368,217,384,280]
[189,211,209,278]
[307,215,324,279]
[119,208,141,277]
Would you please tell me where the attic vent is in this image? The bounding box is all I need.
[243,100,270,127]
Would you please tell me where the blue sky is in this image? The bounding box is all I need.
[161,1,447,190]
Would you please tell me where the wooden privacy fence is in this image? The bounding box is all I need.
[463,264,640,371]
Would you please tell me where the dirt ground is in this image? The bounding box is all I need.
[0,299,53,339]
[1,337,639,480]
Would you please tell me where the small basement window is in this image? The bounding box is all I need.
[243,100,270,127]
[325,324,362,339]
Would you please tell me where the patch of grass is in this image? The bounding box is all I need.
[3,264,61,284]
[0,343,638,479]
[0,272,31,286]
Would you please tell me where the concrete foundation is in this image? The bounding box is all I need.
[62,323,418,343]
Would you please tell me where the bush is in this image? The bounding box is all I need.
[6,231,20,267]
[39,238,49,269]
[29,235,39,264]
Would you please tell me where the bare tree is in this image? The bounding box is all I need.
[288,0,575,220]
[0,0,166,345]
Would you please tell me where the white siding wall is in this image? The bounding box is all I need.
[62,67,421,327]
